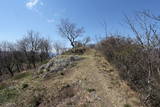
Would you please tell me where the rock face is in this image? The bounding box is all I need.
[37,55,81,78]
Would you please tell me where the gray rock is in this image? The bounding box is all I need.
[37,55,81,78]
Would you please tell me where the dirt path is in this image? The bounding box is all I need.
[60,50,143,107]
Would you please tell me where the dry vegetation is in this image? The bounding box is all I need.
[0,11,160,107]
[97,11,160,107]
[0,49,143,107]
[0,31,52,80]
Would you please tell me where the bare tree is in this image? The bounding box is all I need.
[0,30,53,80]
[53,41,66,55]
[100,19,108,37]
[38,38,52,62]
[141,10,160,21]
[17,30,41,68]
[58,19,84,48]
[17,37,31,68]
[0,42,15,76]
[81,36,91,46]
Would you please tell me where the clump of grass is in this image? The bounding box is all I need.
[0,83,8,90]
[86,88,96,93]
[0,88,19,104]
[63,84,70,88]
[29,95,42,107]
[124,104,131,107]
[26,87,46,107]
[41,59,49,65]
[60,72,64,76]
[22,83,29,89]
[13,72,31,80]
[67,102,74,105]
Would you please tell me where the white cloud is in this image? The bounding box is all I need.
[26,0,39,9]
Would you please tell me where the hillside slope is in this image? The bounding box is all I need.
[0,49,143,107]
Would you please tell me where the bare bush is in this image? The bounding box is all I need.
[97,11,160,107]
[125,12,160,107]
[98,35,160,107]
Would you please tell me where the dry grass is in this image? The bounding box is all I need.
[0,49,143,107]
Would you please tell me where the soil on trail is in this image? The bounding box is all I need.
[40,50,142,107]
[1,49,143,107]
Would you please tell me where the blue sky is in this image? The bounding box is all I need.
[0,0,159,43]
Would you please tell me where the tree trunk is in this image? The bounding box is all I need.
[71,42,75,48]
[16,64,21,72]
[157,67,160,77]
[0,69,2,76]
[7,67,14,77]
[32,57,36,68]
[40,55,43,63]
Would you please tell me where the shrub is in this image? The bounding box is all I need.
[86,88,96,93]
[124,104,131,107]
[62,47,87,55]
[97,36,160,107]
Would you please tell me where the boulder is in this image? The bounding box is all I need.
[37,55,81,78]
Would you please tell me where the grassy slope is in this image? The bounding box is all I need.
[0,49,143,107]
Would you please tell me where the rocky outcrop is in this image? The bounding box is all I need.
[37,55,82,78]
